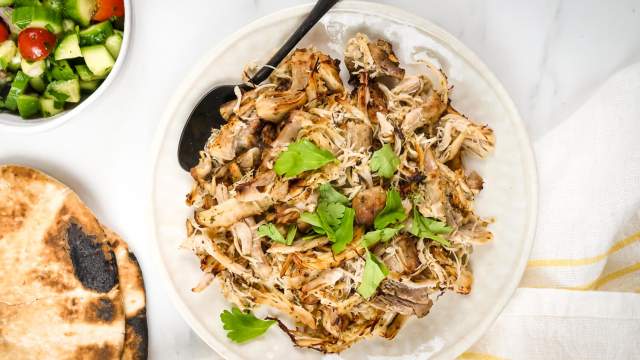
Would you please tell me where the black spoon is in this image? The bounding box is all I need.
[178,0,340,171]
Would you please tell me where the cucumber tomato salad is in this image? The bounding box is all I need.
[0,0,125,119]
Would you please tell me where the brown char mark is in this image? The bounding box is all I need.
[67,223,118,293]
[124,310,148,360]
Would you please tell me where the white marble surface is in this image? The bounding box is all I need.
[1,0,639,359]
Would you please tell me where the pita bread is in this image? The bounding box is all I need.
[105,229,148,360]
[0,165,146,359]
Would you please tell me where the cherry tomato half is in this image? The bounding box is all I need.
[93,0,125,21]
[0,21,9,43]
[18,28,57,61]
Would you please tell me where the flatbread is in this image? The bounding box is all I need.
[0,165,137,359]
[105,228,148,360]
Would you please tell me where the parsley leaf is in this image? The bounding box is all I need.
[300,186,355,254]
[410,208,453,246]
[317,202,345,227]
[362,226,403,248]
[374,189,407,229]
[318,183,349,205]
[257,223,286,244]
[274,139,336,177]
[369,144,400,178]
[331,207,355,253]
[285,225,297,245]
[357,250,389,299]
[220,307,275,343]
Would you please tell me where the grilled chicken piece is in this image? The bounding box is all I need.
[466,170,484,194]
[367,39,404,80]
[436,113,495,163]
[352,186,386,226]
[391,235,420,273]
[256,90,308,122]
[346,121,372,150]
[344,33,404,80]
[371,294,432,317]
[205,115,262,164]
[260,110,319,171]
[195,171,278,228]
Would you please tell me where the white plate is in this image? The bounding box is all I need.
[0,0,132,133]
[150,2,537,359]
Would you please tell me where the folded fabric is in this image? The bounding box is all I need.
[464,62,640,359]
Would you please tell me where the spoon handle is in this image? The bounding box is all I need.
[249,0,340,85]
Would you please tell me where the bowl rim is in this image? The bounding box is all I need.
[148,1,539,359]
[0,0,133,134]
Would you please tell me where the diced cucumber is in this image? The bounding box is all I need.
[16,93,41,118]
[45,78,79,102]
[63,0,96,27]
[6,71,30,111]
[40,97,63,116]
[21,58,45,77]
[15,0,40,5]
[0,0,14,6]
[29,75,46,92]
[75,64,103,81]
[8,52,22,71]
[62,18,75,33]
[0,40,17,70]
[12,6,63,34]
[79,79,99,91]
[54,33,81,60]
[104,32,122,58]
[78,20,112,46]
[80,45,113,77]
[43,0,64,13]
[50,59,77,80]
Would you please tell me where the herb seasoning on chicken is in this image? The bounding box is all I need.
[183,33,495,353]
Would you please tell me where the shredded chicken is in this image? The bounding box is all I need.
[184,33,495,353]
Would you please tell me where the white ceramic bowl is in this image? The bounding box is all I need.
[150,2,538,359]
[0,0,131,134]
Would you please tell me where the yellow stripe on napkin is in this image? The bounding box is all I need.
[458,352,505,360]
[566,262,640,290]
[527,231,640,268]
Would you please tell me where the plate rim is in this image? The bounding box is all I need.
[148,2,539,359]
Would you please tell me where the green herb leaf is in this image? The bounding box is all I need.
[369,144,400,178]
[285,225,297,245]
[220,307,275,343]
[357,251,389,299]
[274,139,336,177]
[318,183,349,205]
[362,226,403,248]
[410,208,453,246]
[317,202,345,227]
[257,223,286,244]
[374,189,407,230]
[300,212,322,228]
[331,207,355,254]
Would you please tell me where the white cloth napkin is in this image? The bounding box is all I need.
[464,63,640,359]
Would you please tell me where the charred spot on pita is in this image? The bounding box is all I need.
[124,310,148,359]
[67,222,118,293]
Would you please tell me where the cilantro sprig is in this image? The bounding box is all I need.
[274,140,336,177]
[373,189,407,229]
[220,307,275,343]
[410,207,453,246]
[357,250,389,299]
[257,223,296,245]
[300,183,355,254]
[362,226,403,248]
[369,144,400,178]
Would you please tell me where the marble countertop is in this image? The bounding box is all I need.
[1,0,639,358]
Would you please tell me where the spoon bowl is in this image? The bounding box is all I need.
[177,0,339,171]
